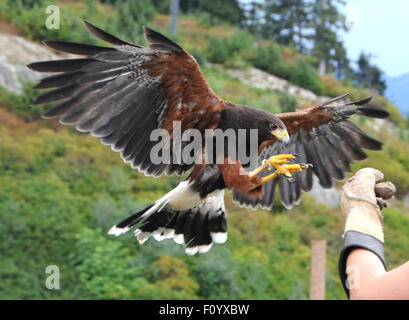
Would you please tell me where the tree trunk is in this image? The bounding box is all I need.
[170,0,179,36]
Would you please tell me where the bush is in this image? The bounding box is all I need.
[0,82,45,121]
[289,59,324,95]
[205,36,230,64]
[277,91,297,113]
[2,0,155,45]
[192,248,241,299]
[248,44,324,95]
[3,0,98,43]
[205,30,253,67]
[249,43,287,77]
[321,74,349,97]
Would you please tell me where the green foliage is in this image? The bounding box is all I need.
[2,0,96,43]
[383,208,409,265]
[151,0,171,14]
[205,30,253,69]
[355,52,387,95]
[203,29,324,94]
[205,36,230,64]
[180,0,244,26]
[321,74,348,97]
[1,0,155,44]
[0,82,45,120]
[113,0,156,43]
[249,43,288,77]
[72,228,147,299]
[288,59,323,95]
[191,248,240,299]
[277,91,297,113]
[202,65,291,114]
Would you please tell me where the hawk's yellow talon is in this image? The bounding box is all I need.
[257,172,279,186]
[248,154,312,191]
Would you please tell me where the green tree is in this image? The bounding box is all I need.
[262,0,310,53]
[310,0,349,75]
[7,0,44,8]
[108,0,156,43]
[242,1,264,35]
[354,52,387,95]
[151,0,172,14]
[180,0,245,26]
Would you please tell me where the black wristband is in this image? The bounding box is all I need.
[338,230,387,299]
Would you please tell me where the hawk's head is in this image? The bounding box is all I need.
[251,108,290,145]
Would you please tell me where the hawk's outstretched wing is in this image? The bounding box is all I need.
[233,94,390,210]
[28,21,225,177]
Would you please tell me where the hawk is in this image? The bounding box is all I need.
[28,22,389,255]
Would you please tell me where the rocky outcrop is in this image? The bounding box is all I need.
[308,176,340,208]
[0,32,69,94]
[404,193,409,206]
[228,67,329,105]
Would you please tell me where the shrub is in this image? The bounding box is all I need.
[0,83,45,121]
[277,91,297,113]
[192,248,241,299]
[205,29,253,67]
[249,43,286,76]
[205,36,230,64]
[289,59,324,95]
[321,74,348,97]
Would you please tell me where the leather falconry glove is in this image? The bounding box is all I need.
[340,168,396,243]
[338,167,396,298]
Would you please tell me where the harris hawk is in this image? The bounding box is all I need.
[28,22,390,255]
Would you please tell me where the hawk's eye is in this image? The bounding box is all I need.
[269,124,278,131]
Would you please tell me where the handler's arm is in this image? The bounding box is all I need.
[346,249,409,299]
[338,168,409,299]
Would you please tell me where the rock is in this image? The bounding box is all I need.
[308,176,340,208]
[228,67,330,104]
[0,32,72,93]
[403,193,409,206]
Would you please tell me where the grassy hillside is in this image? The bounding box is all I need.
[1,1,409,300]
[0,102,343,299]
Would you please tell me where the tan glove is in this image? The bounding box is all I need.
[340,168,396,243]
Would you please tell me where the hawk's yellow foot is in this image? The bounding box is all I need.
[260,163,310,184]
[248,154,299,179]
[248,156,311,191]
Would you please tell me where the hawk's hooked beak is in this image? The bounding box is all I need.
[272,128,290,145]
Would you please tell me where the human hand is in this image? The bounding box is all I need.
[340,168,396,243]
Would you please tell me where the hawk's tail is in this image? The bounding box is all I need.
[108,189,227,255]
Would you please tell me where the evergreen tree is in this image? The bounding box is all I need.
[355,52,386,95]
[179,0,245,26]
[151,0,172,14]
[113,0,156,43]
[242,1,264,36]
[262,0,310,53]
[310,0,348,75]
